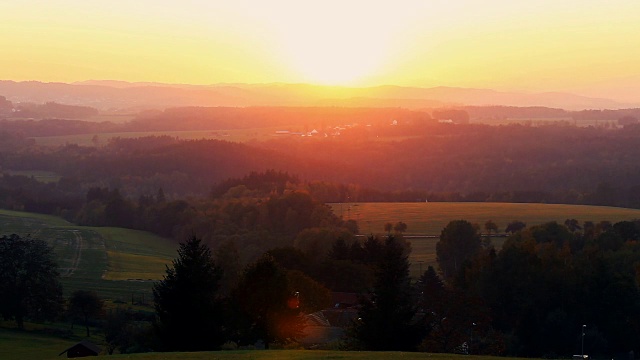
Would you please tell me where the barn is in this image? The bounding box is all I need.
[59,340,101,358]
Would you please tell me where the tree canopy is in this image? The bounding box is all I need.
[0,234,63,328]
[153,235,225,351]
[353,235,421,351]
[436,220,482,279]
[67,290,104,337]
[234,255,304,349]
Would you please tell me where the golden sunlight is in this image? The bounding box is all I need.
[280,31,389,86]
[260,2,414,86]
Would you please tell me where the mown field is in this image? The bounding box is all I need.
[0,326,78,360]
[0,331,527,360]
[4,202,640,297]
[97,350,525,360]
[3,203,633,359]
[0,209,176,300]
[31,127,289,146]
[331,202,640,274]
[2,169,61,183]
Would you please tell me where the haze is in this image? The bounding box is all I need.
[1,1,640,102]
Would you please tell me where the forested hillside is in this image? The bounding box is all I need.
[3,121,640,207]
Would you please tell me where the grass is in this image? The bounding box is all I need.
[331,202,640,275]
[0,210,176,301]
[31,127,290,146]
[92,227,175,281]
[94,350,523,360]
[0,339,526,360]
[29,127,422,147]
[2,170,62,183]
[0,327,78,360]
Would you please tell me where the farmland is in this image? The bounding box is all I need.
[4,202,640,291]
[94,350,525,360]
[332,202,640,273]
[0,209,176,300]
[0,326,78,360]
[0,332,524,360]
[31,127,292,147]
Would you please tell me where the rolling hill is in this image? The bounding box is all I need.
[0,209,176,300]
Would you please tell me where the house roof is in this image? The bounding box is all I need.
[305,308,359,328]
[59,340,101,356]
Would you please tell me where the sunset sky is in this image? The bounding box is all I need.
[1,1,639,100]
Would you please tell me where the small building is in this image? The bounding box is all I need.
[301,308,359,347]
[59,340,101,358]
[299,292,360,348]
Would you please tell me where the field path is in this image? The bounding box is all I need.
[60,230,82,277]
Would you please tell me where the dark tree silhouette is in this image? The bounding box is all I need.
[68,290,104,337]
[353,235,421,350]
[436,220,482,280]
[235,255,304,349]
[394,221,408,233]
[0,234,63,328]
[564,218,582,233]
[505,220,526,234]
[483,220,499,249]
[153,235,225,351]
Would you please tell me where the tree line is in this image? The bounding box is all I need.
[6,216,639,357]
[4,121,640,207]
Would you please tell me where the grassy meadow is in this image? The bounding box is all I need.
[92,351,526,360]
[2,203,637,359]
[31,127,291,146]
[0,326,78,360]
[4,202,640,295]
[331,202,640,274]
[0,209,176,300]
[2,170,62,183]
[0,337,527,360]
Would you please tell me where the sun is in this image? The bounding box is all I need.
[263,3,400,86]
[280,29,390,86]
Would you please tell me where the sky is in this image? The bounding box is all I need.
[1,1,640,100]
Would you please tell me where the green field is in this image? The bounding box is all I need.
[31,127,291,146]
[0,327,78,360]
[95,350,521,360]
[3,202,640,297]
[0,334,523,360]
[2,170,62,183]
[331,202,640,274]
[0,209,176,300]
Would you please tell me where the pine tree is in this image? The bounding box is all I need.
[353,235,421,350]
[153,236,225,351]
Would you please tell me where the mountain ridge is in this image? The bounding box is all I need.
[0,80,636,111]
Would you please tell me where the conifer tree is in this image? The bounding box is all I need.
[153,236,225,351]
[353,235,421,350]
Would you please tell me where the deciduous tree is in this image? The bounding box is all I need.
[234,255,304,348]
[68,290,104,337]
[505,220,526,234]
[436,220,482,280]
[0,234,63,328]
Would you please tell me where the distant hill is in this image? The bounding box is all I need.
[0,80,635,111]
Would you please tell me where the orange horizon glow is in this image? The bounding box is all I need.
[1,1,640,100]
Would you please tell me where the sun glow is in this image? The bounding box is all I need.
[256,2,425,86]
[275,20,393,86]
[280,31,388,86]
[1,0,640,95]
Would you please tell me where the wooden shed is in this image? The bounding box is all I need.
[59,340,101,358]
